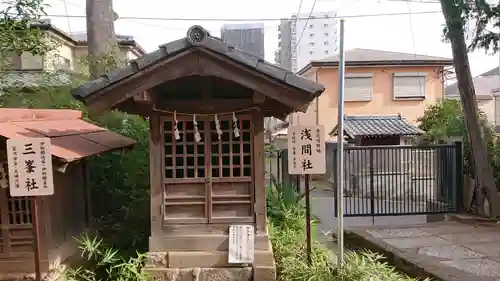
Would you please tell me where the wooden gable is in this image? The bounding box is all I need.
[72,25,325,118]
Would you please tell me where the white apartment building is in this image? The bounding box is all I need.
[276,11,338,73]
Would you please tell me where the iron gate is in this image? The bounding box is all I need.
[333,143,463,217]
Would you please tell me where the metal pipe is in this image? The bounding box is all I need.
[336,18,346,265]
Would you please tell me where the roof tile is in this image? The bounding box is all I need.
[203,37,231,55]
[224,48,260,69]
[285,73,324,94]
[132,49,164,70]
[330,115,423,137]
[256,61,287,81]
[158,38,190,55]
[319,48,453,63]
[104,66,135,85]
[71,25,324,105]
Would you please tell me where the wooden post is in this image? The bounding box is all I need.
[31,197,42,281]
[439,0,500,217]
[304,174,312,264]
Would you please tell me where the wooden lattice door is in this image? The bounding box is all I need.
[163,115,254,224]
[0,189,33,255]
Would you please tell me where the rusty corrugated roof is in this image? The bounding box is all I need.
[0,108,136,162]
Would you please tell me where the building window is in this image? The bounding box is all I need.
[20,52,43,70]
[324,23,328,28]
[54,54,70,69]
[324,41,329,45]
[309,50,314,55]
[309,24,314,28]
[345,73,373,101]
[393,72,426,100]
[403,138,414,145]
[325,50,329,54]
[324,32,329,36]
[309,42,315,46]
[309,33,314,37]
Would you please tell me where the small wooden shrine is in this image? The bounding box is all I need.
[72,25,324,281]
[0,108,135,276]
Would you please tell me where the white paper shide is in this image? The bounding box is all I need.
[228,224,255,264]
[288,125,326,175]
[6,138,54,197]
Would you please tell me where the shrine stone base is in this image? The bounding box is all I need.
[143,245,276,281]
[144,223,277,281]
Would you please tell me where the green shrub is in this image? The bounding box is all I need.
[66,233,149,281]
[337,251,430,281]
[267,175,334,281]
[417,99,500,186]
[87,112,150,253]
[266,173,305,227]
[266,178,430,281]
[270,221,334,281]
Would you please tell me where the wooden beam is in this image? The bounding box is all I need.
[253,91,266,104]
[132,91,152,103]
[155,98,257,114]
[149,112,163,235]
[252,110,266,234]
[115,99,153,116]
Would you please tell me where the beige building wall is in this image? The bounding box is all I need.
[478,99,495,125]
[292,65,446,139]
[14,31,143,72]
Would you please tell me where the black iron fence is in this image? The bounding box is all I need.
[270,142,463,217]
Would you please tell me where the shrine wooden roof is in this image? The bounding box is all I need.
[71,25,325,116]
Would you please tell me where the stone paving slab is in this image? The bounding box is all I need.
[344,221,500,281]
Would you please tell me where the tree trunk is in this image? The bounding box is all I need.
[86,0,119,79]
[440,0,500,217]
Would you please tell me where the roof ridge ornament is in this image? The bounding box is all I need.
[187,25,209,46]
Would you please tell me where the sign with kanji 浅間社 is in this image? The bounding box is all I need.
[288,125,326,175]
[6,138,54,197]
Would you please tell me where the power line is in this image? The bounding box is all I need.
[292,0,318,56]
[388,0,439,3]
[60,0,72,33]
[39,10,442,22]
[295,0,305,20]
[50,0,281,33]
[405,0,424,97]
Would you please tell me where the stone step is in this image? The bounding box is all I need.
[143,267,253,281]
[146,249,274,268]
[149,234,270,251]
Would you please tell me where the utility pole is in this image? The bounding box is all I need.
[440,0,500,217]
[86,0,119,78]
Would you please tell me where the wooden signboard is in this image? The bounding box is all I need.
[287,125,326,175]
[6,138,54,197]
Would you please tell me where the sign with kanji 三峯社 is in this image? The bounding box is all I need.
[288,125,326,175]
[6,138,54,197]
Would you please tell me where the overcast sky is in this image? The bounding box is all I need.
[40,0,500,77]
